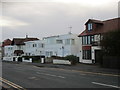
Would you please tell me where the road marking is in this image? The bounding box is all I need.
[33,65,120,77]
[92,82,120,88]
[28,76,39,80]
[46,68,120,77]
[0,77,26,90]
[36,72,65,78]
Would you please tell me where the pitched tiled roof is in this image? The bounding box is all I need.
[85,19,103,25]
[11,38,39,45]
[2,39,12,47]
[78,18,120,37]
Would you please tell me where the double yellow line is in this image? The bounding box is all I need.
[0,77,26,90]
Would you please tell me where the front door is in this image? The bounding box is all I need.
[13,57,15,61]
[95,50,102,64]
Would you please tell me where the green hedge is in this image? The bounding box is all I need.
[64,55,79,65]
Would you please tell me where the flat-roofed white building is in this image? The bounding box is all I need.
[24,40,45,56]
[3,45,14,61]
[43,33,81,57]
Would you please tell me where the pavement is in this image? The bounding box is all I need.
[2,61,120,88]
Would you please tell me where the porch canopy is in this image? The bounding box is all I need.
[14,50,24,55]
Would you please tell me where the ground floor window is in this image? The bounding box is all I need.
[45,51,53,57]
[82,50,91,60]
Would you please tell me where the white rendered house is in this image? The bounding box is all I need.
[22,33,81,58]
[24,40,45,56]
[3,45,14,61]
[43,33,80,57]
[3,33,81,61]
[3,37,39,61]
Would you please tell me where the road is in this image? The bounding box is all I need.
[2,62,120,89]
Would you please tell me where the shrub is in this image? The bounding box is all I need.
[64,55,79,65]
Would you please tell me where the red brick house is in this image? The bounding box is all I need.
[78,17,120,64]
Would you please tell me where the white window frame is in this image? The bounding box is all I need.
[88,23,92,31]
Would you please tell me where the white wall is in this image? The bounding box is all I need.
[91,46,101,60]
[24,40,45,56]
[22,58,32,62]
[80,59,92,64]
[3,57,13,61]
[4,45,25,57]
[4,45,14,57]
[53,59,71,65]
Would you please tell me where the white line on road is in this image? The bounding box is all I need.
[36,72,65,79]
[92,82,120,88]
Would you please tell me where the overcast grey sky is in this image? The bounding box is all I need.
[0,0,119,41]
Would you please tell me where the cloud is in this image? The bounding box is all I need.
[1,0,118,41]
[0,16,29,28]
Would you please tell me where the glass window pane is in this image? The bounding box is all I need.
[65,39,70,45]
[88,36,90,44]
[85,36,87,44]
[56,40,63,44]
[71,39,75,45]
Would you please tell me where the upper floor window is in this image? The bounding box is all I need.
[41,43,44,48]
[65,39,70,45]
[33,44,37,47]
[82,35,94,45]
[88,23,92,31]
[71,39,75,45]
[56,40,63,44]
[38,43,44,48]
[8,47,13,51]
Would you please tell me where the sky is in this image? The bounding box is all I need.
[0,0,119,41]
